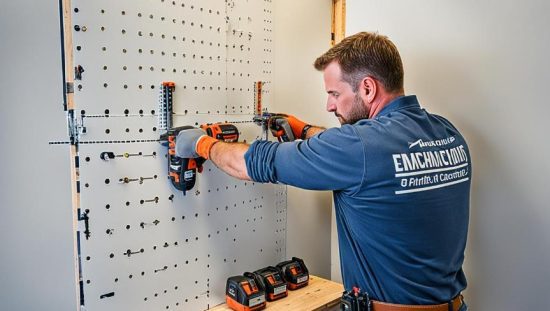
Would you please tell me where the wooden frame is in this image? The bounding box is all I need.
[60,0,82,309]
[331,0,346,46]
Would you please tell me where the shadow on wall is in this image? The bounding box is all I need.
[406,51,550,310]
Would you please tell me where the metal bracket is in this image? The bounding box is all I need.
[67,109,86,144]
[66,81,75,94]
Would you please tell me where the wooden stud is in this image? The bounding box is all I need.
[331,0,346,46]
[61,0,82,309]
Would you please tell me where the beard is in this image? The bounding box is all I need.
[336,92,370,125]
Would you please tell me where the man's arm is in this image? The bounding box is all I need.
[209,142,252,181]
[304,125,325,139]
[207,124,324,180]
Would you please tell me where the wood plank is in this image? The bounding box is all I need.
[210,275,344,311]
[331,0,346,46]
[61,0,81,309]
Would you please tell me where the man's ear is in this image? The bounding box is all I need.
[359,76,377,103]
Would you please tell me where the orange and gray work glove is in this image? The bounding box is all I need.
[269,114,311,142]
[175,128,219,159]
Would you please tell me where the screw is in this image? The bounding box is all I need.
[154,266,168,273]
[139,176,154,184]
[119,177,139,184]
[140,219,160,228]
[141,197,159,204]
[124,248,144,257]
[119,152,141,158]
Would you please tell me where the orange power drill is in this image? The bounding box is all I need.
[161,123,239,195]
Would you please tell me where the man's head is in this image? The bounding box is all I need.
[314,32,404,124]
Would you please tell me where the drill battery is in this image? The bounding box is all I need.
[200,123,239,142]
[245,266,288,302]
[226,275,266,311]
[276,257,310,290]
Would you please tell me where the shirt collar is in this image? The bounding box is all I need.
[376,95,420,118]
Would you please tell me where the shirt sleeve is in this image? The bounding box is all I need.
[245,125,366,192]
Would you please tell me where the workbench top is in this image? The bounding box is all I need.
[210,275,344,311]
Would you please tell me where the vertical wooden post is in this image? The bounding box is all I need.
[61,0,82,309]
[331,0,346,46]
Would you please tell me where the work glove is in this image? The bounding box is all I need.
[175,127,218,159]
[269,114,311,140]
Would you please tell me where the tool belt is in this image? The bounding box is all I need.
[340,289,463,311]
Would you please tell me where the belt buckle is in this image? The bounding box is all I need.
[358,292,372,311]
[340,289,372,311]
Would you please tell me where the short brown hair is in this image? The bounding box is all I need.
[314,32,404,93]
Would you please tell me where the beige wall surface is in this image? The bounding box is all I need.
[274,0,339,279]
[0,1,78,310]
[345,0,550,309]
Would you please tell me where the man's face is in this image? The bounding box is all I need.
[323,61,370,125]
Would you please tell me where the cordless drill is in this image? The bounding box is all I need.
[161,123,239,195]
[160,126,205,195]
[253,112,296,142]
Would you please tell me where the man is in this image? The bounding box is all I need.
[176,32,470,311]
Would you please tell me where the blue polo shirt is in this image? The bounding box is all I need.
[244,95,471,305]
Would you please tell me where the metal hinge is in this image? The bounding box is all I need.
[66,81,75,94]
[67,109,86,144]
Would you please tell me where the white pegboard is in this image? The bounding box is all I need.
[66,0,284,310]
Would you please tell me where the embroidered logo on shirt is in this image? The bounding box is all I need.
[408,136,455,149]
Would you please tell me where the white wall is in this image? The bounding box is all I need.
[0,1,77,310]
[274,0,338,279]
[0,2,337,310]
[345,0,550,309]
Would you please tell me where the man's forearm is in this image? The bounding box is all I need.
[304,125,325,139]
[209,141,252,181]
[206,125,323,181]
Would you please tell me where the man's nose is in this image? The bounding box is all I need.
[326,99,336,112]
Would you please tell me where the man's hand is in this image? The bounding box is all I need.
[175,128,208,158]
[269,114,311,140]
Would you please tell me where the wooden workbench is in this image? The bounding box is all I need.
[210,275,344,311]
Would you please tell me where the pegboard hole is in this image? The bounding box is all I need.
[105,129,110,134]
[85,156,90,162]
[105,178,110,184]
[105,204,110,210]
